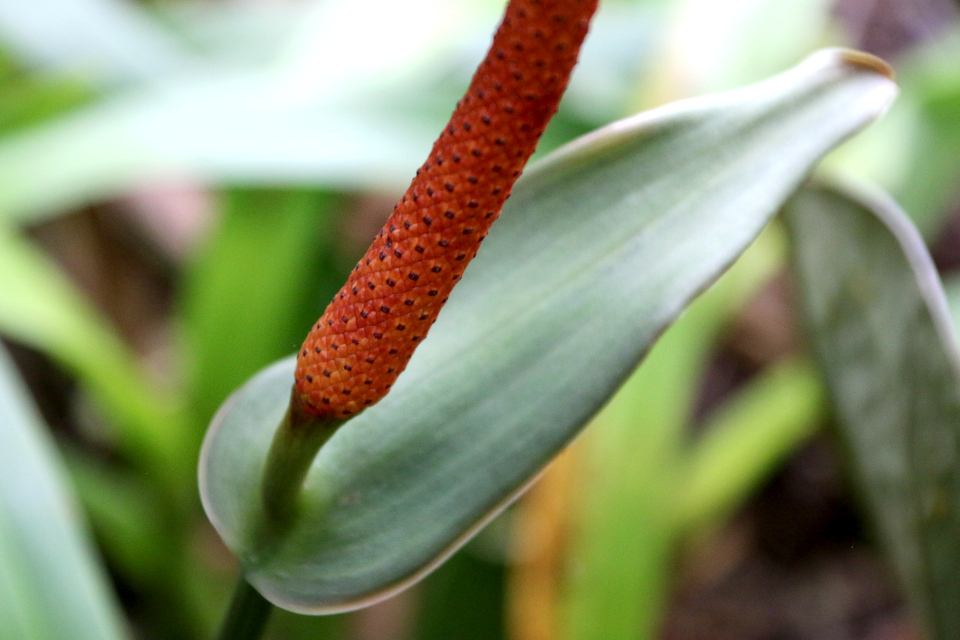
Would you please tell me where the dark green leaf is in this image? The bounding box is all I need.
[785,181,960,640]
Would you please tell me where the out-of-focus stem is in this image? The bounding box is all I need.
[216,575,274,640]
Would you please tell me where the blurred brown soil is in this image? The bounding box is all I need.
[662,436,919,640]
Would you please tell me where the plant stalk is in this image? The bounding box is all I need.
[217,393,342,639]
[216,575,274,640]
[260,390,343,525]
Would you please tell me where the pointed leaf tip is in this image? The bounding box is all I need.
[833,48,895,80]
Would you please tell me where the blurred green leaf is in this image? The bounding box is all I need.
[264,608,345,640]
[0,0,190,84]
[827,29,960,237]
[677,358,824,532]
[0,0,658,224]
[895,32,960,236]
[62,448,170,589]
[0,76,435,223]
[560,227,782,640]
[786,181,960,640]
[200,50,896,613]
[155,2,317,66]
[0,227,190,489]
[557,295,711,640]
[414,550,507,640]
[182,188,343,431]
[0,344,129,640]
[0,44,95,147]
[0,72,91,133]
[0,0,491,223]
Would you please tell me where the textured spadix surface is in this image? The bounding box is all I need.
[786,182,960,640]
[200,50,896,613]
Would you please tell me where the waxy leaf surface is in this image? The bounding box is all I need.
[200,50,896,613]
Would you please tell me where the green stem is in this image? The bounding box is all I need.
[217,393,342,640]
[216,575,274,640]
[260,390,343,525]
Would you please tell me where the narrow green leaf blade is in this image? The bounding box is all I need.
[0,228,189,488]
[785,182,960,640]
[0,345,129,640]
[182,188,342,428]
[559,279,722,640]
[62,449,171,589]
[677,358,824,532]
[200,50,896,613]
[560,226,783,640]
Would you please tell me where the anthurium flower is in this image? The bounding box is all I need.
[199,0,896,615]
